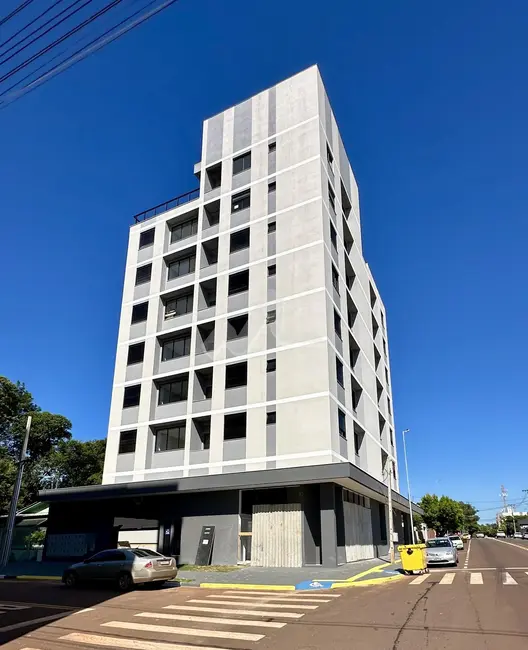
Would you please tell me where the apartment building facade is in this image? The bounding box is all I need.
[41,66,416,567]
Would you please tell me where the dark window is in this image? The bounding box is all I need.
[338,409,346,439]
[231,190,251,212]
[127,342,144,365]
[379,503,387,544]
[118,430,137,454]
[224,412,246,440]
[227,314,248,339]
[327,144,334,167]
[385,367,390,384]
[268,181,276,193]
[123,385,141,408]
[268,220,276,233]
[155,423,185,452]
[168,254,195,280]
[135,264,152,285]
[328,184,336,212]
[266,411,276,425]
[193,417,211,450]
[131,302,148,324]
[268,141,276,153]
[228,270,249,295]
[390,429,394,446]
[380,311,386,329]
[332,266,339,293]
[383,339,387,357]
[158,377,188,405]
[266,358,276,372]
[336,358,344,387]
[206,163,222,190]
[354,431,362,456]
[334,310,342,339]
[266,309,276,324]
[230,228,250,252]
[139,228,155,249]
[268,264,276,276]
[330,222,337,249]
[387,396,392,416]
[225,362,247,389]
[170,217,198,244]
[89,550,126,563]
[165,293,193,320]
[233,151,251,175]
[161,333,191,361]
[195,368,213,399]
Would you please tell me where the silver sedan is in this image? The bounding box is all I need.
[63,548,177,591]
[425,537,458,567]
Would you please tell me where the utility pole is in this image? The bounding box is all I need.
[511,505,517,535]
[387,459,395,563]
[0,416,31,567]
[402,429,415,543]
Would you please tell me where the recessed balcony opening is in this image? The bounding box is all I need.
[201,237,219,267]
[203,200,220,228]
[205,163,221,192]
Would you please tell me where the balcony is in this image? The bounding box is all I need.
[133,188,200,224]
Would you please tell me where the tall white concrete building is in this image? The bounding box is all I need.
[42,66,416,568]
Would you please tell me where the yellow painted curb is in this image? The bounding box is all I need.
[331,574,404,588]
[199,583,295,591]
[344,560,402,582]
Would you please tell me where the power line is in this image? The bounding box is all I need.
[0,0,68,53]
[0,0,36,29]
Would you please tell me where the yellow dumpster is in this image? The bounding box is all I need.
[398,544,428,575]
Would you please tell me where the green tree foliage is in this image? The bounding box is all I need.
[418,494,466,535]
[458,502,480,534]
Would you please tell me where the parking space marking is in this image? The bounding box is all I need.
[135,611,286,628]
[188,598,317,609]
[102,620,265,642]
[164,604,304,618]
[206,594,331,603]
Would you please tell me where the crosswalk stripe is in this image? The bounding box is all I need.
[102,621,264,642]
[409,574,429,585]
[439,573,455,585]
[210,594,330,603]
[470,573,483,584]
[502,572,517,585]
[222,590,340,597]
[61,632,224,650]
[135,612,286,628]
[187,598,317,610]
[164,605,304,619]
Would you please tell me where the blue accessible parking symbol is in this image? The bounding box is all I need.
[295,579,335,590]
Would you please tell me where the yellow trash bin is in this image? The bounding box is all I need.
[398,544,428,575]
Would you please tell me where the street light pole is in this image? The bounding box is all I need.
[402,429,415,544]
[387,459,395,563]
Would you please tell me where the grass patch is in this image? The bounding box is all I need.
[178,565,240,572]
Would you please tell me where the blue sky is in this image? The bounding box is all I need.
[1,0,526,521]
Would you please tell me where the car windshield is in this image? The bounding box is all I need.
[449,536,461,541]
[130,549,163,558]
[427,539,451,548]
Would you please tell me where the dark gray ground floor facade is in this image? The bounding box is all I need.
[41,463,417,568]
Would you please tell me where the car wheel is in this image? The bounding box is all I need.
[63,571,78,588]
[117,572,133,592]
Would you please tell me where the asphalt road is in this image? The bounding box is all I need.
[1,539,528,649]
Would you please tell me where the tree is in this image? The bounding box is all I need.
[418,494,465,535]
[458,501,480,534]
[35,439,106,489]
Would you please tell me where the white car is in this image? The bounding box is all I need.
[496,531,506,538]
[514,533,523,539]
[475,533,485,538]
[449,535,464,550]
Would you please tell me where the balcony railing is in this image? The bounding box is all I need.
[133,188,200,223]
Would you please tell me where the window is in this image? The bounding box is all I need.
[354,431,362,456]
[383,339,387,358]
[228,270,249,295]
[135,264,152,285]
[370,284,377,308]
[158,376,188,405]
[327,144,334,167]
[379,503,387,544]
[334,309,342,339]
[266,411,276,425]
[266,309,276,324]
[332,265,339,293]
[168,254,195,280]
[336,358,344,387]
[139,228,154,249]
[266,358,276,372]
[165,293,193,319]
[206,163,222,190]
[387,396,392,416]
[155,423,185,452]
[390,429,394,446]
[268,220,276,233]
[268,141,276,153]
[193,417,211,450]
[352,379,362,411]
[225,362,247,389]
[385,367,390,384]
[131,302,148,324]
[233,151,251,175]
[328,184,336,213]
[268,264,276,276]
[338,409,346,439]
[123,385,141,408]
[231,190,250,212]
[127,342,144,365]
[161,333,191,361]
[195,367,213,399]
[227,314,248,339]
[224,412,246,440]
[380,311,386,329]
[118,430,137,454]
[330,222,337,249]
[268,181,276,192]
[170,217,198,244]
[230,228,250,252]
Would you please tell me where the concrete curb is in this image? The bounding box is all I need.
[0,574,62,581]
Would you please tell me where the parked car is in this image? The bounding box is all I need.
[449,535,464,550]
[63,548,177,591]
[461,533,471,542]
[475,533,485,538]
[496,531,507,538]
[522,533,528,540]
[426,537,458,567]
[514,532,523,539]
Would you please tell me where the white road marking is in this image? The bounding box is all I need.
[463,539,471,568]
[493,538,528,553]
[222,590,340,597]
[188,598,317,609]
[135,611,286,628]
[211,594,330,603]
[74,608,95,615]
[0,611,70,633]
[502,572,517,585]
[102,620,264,642]
[61,632,225,650]
[409,574,429,585]
[164,604,304,618]
[439,573,456,585]
[470,572,483,584]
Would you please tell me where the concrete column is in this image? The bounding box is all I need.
[320,483,337,567]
